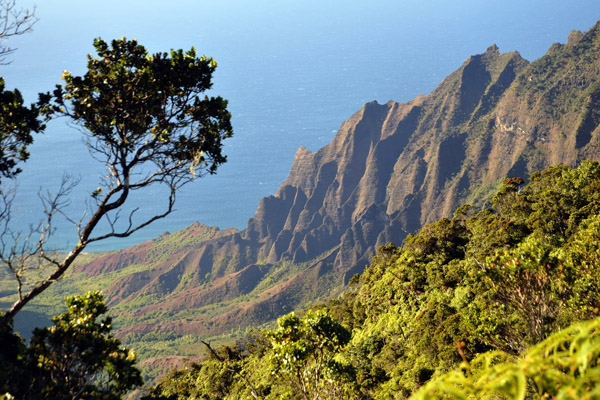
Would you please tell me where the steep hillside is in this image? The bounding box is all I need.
[29,20,600,371]
[143,160,600,399]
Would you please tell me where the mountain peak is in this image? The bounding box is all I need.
[486,43,499,53]
[568,29,583,45]
[294,145,311,159]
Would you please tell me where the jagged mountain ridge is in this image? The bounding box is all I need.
[79,21,600,341]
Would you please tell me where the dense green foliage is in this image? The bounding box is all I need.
[413,316,600,399]
[0,77,44,179]
[143,312,356,400]
[45,37,232,177]
[145,160,600,399]
[0,291,142,399]
[0,0,42,180]
[266,310,355,399]
[335,160,600,398]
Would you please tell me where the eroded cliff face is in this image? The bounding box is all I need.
[80,21,600,341]
[245,44,532,282]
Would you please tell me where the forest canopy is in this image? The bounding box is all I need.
[144,160,600,399]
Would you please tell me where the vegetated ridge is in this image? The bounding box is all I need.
[144,160,600,399]
[26,20,600,372]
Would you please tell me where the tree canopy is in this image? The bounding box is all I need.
[1,37,232,326]
[1,291,142,399]
[0,78,44,179]
[267,310,355,399]
[0,0,42,180]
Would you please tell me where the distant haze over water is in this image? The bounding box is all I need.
[3,0,600,251]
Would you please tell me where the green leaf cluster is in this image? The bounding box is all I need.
[413,315,600,399]
[43,37,232,176]
[266,310,355,399]
[0,291,142,399]
[0,77,44,180]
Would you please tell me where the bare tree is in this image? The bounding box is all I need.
[0,0,36,64]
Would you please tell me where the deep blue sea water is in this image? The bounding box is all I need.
[2,0,600,251]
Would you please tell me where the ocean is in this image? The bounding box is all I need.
[2,0,600,251]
